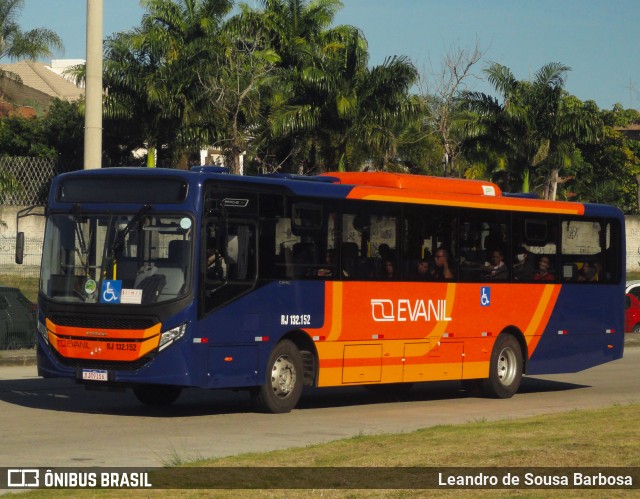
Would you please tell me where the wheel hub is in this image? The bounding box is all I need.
[271,355,297,398]
[497,347,517,386]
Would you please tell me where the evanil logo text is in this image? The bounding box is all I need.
[371,299,452,322]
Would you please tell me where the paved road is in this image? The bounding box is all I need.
[0,342,639,468]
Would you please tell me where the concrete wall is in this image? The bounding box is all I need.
[625,216,640,275]
[0,205,45,276]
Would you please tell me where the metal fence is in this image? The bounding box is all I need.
[0,156,58,205]
[0,156,54,279]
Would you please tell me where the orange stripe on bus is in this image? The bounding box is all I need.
[524,285,561,355]
[45,320,161,361]
[346,187,585,215]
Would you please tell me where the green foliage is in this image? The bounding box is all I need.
[601,103,640,127]
[0,114,55,157]
[100,0,233,167]
[40,99,84,170]
[460,63,602,199]
[233,0,419,173]
[571,122,640,213]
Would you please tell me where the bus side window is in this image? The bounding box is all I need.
[560,219,609,284]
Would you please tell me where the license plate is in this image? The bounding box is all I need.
[82,369,108,381]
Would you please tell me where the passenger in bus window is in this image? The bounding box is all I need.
[577,261,597,282]
[433,247,454,280]
[483,249,507,280]
[533,256,554,281]
[413,258,433,280]
[382,259,395,279]
[594,261,606,282]
[375,244,395,279]
[513,247,535,280]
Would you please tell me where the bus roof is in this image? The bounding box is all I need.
[321,171,502,197]
[50,167,623,219]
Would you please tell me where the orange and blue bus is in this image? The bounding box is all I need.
[20,167,625,412]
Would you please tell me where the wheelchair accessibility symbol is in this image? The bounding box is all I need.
[480,286,491,307]
[101,280,122,304]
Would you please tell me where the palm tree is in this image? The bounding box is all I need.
[234,0,350,172]
[338,55,421,170]
[0,0,63,61]
[101,0,232,167]
[245,0,419,172]
[461,62,601,198]
[540,94,601,200]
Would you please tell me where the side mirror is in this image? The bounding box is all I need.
[15,231,25,264]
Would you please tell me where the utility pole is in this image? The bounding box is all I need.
[83,0,103,169]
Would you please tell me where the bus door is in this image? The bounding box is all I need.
[202,189,257,313]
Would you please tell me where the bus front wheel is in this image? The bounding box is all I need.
[481,334,522,399]
[133,384,182,406]
[253,339,303,413]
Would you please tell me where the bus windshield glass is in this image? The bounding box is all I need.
[40,211,193,304]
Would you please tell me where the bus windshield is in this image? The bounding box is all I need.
[40,211,193,304]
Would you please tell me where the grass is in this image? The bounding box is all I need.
[1,275,39,302]
[19,403,640,498]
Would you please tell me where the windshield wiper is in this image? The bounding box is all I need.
[72,204,88,256]
[111,204,153,253]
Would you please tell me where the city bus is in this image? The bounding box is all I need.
[17,166,625,413]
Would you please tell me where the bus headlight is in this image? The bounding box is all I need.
[159,323,186,351]
[37,321,49,345]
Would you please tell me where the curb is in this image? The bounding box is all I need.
[0,349,37,367]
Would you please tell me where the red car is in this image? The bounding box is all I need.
[625,282,640,333]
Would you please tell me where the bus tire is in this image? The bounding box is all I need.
[133,384,182,406]
[254,339,303,413]
[480,334,522,399]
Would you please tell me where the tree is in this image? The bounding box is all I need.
[40,99,84,170]
[571,107,640,213]
[343,55,421,170]
[0,0,63,61]
[0,113,53,157]
[244,0,419,173]
[200,11,281,173]
[0,109,55,204]
[540,95,601,200]
[100,0,232,167]
[236,0,355,172]
[419,40,485,177]
[461,62,601,198]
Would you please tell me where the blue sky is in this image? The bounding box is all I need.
[15,0,640,110]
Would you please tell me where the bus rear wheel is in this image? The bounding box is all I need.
[253,339,303,413]
[480,334,522,399]
[133,384,182,406]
